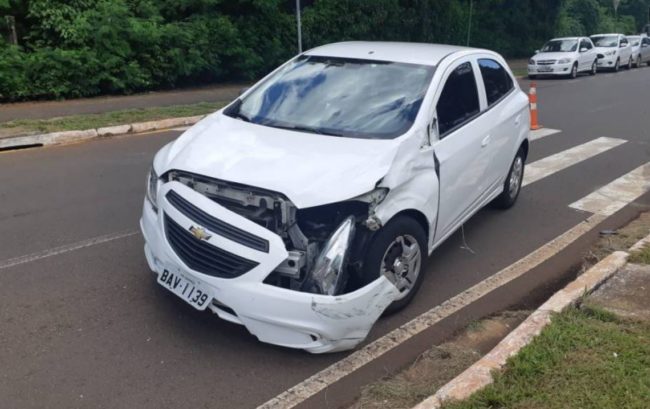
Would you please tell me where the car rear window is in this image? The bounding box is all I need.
[478,59,514,106]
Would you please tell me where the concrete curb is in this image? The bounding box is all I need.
[0,115,205,150]
[412,247,634,409]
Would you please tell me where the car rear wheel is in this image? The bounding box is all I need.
[360,215,427,314]
[627,57,633,69]
[492,148,525,209]
[636,56,641,68]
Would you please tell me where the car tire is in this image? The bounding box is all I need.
[492,148,525,209]
[589,60,597,75]
[627,57,633,69]
[359,215,427,315]
[569,63,578,79]
[636,56,641,68]
[528,74,537,80]
[614,58,620,72]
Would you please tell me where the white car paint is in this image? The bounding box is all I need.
[591,33,633,71]
[628,35,650,67]
[527,37,598,78]
[140,42,530,353]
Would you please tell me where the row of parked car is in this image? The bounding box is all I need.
[528,33,650,79]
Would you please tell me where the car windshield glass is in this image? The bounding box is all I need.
[225,55,436,140]
[592,36,618,47]
[541,40,578,52]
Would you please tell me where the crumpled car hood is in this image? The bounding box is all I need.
[156,112,402,209]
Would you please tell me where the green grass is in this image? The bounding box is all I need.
[628,244,650,265]
[0,101,225,135]
[443,306,650,409]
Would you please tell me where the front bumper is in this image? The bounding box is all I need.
[140,181,399,353]
[527,62,573,76]
[597,55,617,68]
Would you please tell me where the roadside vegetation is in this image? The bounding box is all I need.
[1,0,648,101]
[0,101,223,135]
[443,306,650,409]
[628,244,650,264]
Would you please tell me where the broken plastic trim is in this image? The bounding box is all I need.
[306,216,355,295]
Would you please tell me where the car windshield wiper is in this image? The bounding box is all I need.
[224,99,252,122]
[266,123,344,137]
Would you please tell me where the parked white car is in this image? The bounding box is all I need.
[627,35,650,67]
[528,37,598,79]
[591,33,633,71]
[140,42,530,353]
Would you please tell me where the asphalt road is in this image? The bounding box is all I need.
[1,67,650,409]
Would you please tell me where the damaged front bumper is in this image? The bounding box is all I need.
[140,182,399,353]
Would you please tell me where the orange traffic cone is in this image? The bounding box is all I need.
[529,82,541,130]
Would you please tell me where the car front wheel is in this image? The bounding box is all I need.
[493,148,525,209]
[590,60,597,75]
[569,63,578,79]
[360,215,427,314]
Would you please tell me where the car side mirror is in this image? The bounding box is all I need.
[534,49,540,54]
[620,44,626,48]
[239,87,250,96]
[580,47,588,53]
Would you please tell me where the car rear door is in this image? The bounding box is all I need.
[475,57,522,189]
[431,58,492,242]
[643,38,650,62]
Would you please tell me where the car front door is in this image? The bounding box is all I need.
[579,38,594,70]
[578,38,593,71]
[620,36,631,63]
[643,38,650,62]
[431,58,492,242]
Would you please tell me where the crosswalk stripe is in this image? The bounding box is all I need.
[523,136,626,187]
[530,128,561,141]
[569,162,650,216]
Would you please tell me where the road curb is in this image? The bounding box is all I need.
[0,115,205,150]
[412,247,633,409]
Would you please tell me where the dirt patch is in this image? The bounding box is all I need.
[588,263,650,322]
[580,212,650,273]
[348,311,529,409]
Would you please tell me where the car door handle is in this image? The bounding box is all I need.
[481,135,491,147]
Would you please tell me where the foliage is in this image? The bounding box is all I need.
[0,0,648,101]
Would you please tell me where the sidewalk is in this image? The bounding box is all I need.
[0,83,244,123]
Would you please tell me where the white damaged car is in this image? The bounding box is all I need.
[140,42,530,353]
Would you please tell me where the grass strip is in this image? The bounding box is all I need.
[0,101,225,135]
[444,306,650,409]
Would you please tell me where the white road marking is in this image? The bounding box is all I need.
[529,128,561,141]
[523,137,626,187]
[570,162,650,216]
[0,230,139,271]
[257,214,606,409]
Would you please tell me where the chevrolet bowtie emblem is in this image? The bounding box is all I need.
[189,225,212,241]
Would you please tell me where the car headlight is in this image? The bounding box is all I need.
[557,58,571,64]
[307,216,355,295]
[146,167,159,211]
[528,59,536,65]
[606,50,616,56]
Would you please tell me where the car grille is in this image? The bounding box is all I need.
[537,60,557,65]
[164,214,259,279]
[166,190,269,253]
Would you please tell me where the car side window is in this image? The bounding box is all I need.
[581,39,593,50]
[436,62,480,137]
[477,59,513,107]
[621,37,628,47]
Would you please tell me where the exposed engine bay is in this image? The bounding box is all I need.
[167,170,386,296]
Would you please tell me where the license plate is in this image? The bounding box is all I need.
[157,268,212,310]
[538,66,553,72]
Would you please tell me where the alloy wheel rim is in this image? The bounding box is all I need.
[509,157,523,198]
[380,234,422,301]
